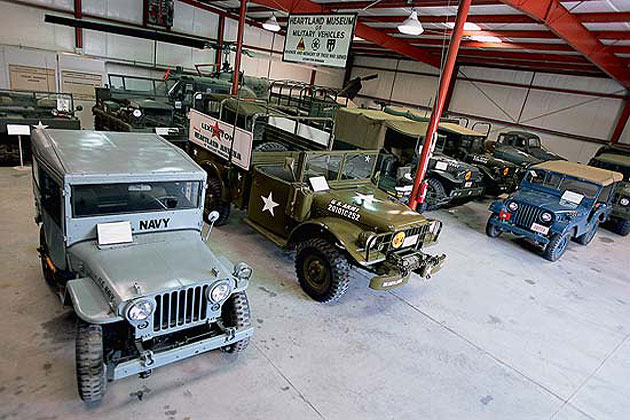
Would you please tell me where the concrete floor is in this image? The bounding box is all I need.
[1,166,629,420]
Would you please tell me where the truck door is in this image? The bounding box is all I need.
[247,164,295,238]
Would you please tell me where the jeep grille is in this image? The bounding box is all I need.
[153,285,210,333]
[366,223,430,261]
[511,202,546,229]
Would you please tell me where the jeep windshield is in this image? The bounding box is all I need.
[303,152,377,182]
[108,75,169,96]
[524,169,600,200]
[72,181,201,217]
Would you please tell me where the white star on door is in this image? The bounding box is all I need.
[261,192,279,217]
[33,121,48,130]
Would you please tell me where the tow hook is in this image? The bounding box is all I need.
[135,341,155,372]
[217,320,236,342]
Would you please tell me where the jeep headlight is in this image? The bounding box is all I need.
[233,262,253,280]
[392,231,406,249]
[508,201,519,212]
[132,108,142,118]
[126,299,153,322]
[208,281,231,303]
[620,197,629,206]
[541,212,553,222]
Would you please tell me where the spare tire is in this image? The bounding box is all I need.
[253,142,288,152]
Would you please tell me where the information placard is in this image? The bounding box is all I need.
[189,109,253,170]
[283,13,356,68]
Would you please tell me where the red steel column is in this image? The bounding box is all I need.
[216,15,225,72]
[232,0,247,95]
[611,95,630,144]
[408,0,472,210]
[74,0,82,49]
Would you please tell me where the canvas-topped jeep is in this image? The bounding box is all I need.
[486,160,623,261]
[334,108,485,211]
[589,151,630,236]
[188,109,446,303]
[32,129,254,403]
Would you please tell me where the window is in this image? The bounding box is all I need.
[528,137,541,148]
[304,155,342,181]
[525,170,599,199]
[341,153,375,180]
[72,181,201,218]
[39,170,62,226]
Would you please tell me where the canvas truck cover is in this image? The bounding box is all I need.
[534,160,624,186]
[334,108,429,149]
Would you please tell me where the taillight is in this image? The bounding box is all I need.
[499,209,511,221]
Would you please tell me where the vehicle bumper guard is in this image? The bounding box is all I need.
[369,250,447,291]
[489,217,551,245]
[109,325,254,381]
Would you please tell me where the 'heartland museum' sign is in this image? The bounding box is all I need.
[283,13,356,68]
[188,109,253,170]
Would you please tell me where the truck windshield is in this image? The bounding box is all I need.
[525,170,599,199]
[72,181,201,217]
[342,153,376,180]
[304,152,376,181]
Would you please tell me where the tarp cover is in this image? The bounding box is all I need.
[334,108,429,149]
[385,106,485,136]
[534,160,623,186]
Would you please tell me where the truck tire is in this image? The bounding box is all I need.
[485,214,503,238]
[205,177,230,226]
[615,219,630,237]
[575,222,598,245]
[253,141,288,152]
[220,291,252,353]
[543,231,570,262]
[39,227,55,287]
[76,321,106,403]
[295,238,350,303]
[417,177,447,213]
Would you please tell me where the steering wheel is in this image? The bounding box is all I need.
[150,195,180,210]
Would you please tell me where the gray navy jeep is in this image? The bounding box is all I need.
[31,129,254,403]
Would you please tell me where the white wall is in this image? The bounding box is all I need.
[351,56,629,163]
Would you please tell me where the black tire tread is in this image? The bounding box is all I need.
[485,214,502,238]
[615,219,630,237]
[575,222,598,245]
[221,291,252,353]
[543,232,570,262]
[205,176,231,226]
[295,238,350,303]
[420,177,447,212]
[253,141,289,152]
[76,321,106,403]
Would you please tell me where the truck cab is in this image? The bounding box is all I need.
[32,129,253,403]
[493,131,565,167]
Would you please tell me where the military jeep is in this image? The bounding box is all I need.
[32,129,253,403]
[486,160,623,261]
[589,151,630,236]
[491,131,565,167]
[1,89,81,165]
[188,110,446,303]
[334,108,485,211]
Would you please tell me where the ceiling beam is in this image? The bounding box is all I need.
[250,0,441,67]
[498,0,630,88]
[381,29,630,41]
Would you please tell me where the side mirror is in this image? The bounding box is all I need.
[76,104,83,112]
[203,210,221,242]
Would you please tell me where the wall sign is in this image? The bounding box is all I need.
[283,13,356,68]
[189,109,253,170]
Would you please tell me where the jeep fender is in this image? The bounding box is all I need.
[65,277,123,324]
[488,200,506,213]
[287,218,365,264]
[428,169,461,187]
[199,160,231,200]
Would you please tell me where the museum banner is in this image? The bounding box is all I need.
[283,13,356,68]
[188,109,253,170]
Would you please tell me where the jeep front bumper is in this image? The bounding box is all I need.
[449,185,485,200]
[488,216,551,245]
[109,325,254,381]
[368,250,446,290]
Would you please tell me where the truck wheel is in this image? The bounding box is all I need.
[485,214,503,238]
[575,222,598,245]
[615,219,630,237]
[220,291,252,353]
[253,141,288,152]
[417,178,447,213]
[543,231,570,262]
[205,177,230,226]
[295,238,350,303]
[76,321,107,403]
[39,227,56,287]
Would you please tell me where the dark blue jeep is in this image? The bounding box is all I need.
[486,160,623,261]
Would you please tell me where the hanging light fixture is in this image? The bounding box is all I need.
[263,13,281,32]
[398,10,424,36]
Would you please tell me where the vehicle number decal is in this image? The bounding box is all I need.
[402,234,419,248]
[531,222,550,235]
[327,199,360,221]
[472,155,489,164]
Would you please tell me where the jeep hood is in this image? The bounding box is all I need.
[495,147,541,167]
[529,147,564,162]
[510,188,589,214]
[313,183,428,232]
[67,230,233,306]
